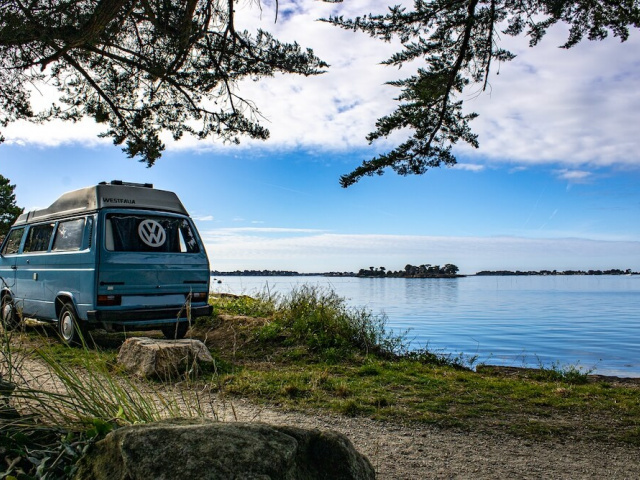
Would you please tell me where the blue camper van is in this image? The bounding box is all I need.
[0,181,212,344]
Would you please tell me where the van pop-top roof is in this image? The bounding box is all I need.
[14,181,189,225]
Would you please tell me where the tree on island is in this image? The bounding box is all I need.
[325,1,640,186]
[358,263,461,277]
[0,175,23,240]
[441,264,459,275]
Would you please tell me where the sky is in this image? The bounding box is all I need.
[1,0,639,274]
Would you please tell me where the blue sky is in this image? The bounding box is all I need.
[1,0,639,274]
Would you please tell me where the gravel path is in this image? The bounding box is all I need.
[212,397,640,479]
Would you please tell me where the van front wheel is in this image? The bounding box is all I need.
[1,294,20,331]
[58,303,85,346]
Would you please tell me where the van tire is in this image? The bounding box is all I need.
[161,322,189,340]
[1,294,20,331]
[57,302,85,346]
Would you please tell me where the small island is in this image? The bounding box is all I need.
[356,263,464,278]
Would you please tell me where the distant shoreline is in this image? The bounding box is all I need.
[476,269,637,276]
[212,269,637,277]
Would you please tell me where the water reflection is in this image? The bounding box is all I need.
[404,277,460,304]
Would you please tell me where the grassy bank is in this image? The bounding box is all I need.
[199,286,640,444]
[3,284,640,478]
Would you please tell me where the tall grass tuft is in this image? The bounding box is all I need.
[255,285,407,358]
[1,327,212,478]
[533,360,592,385]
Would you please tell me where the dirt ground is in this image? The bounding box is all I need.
[211,396,640,480]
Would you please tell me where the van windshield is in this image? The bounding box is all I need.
[105,214,200,253]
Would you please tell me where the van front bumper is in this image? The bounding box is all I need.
[86,304,213,325]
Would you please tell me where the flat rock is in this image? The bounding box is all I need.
[117,337,213,379]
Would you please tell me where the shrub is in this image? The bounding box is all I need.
[533,360,592,385]
[261,285,407,358]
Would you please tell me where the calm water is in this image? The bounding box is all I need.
[211,275,640,377]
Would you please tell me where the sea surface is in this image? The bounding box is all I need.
[210,275,640,378]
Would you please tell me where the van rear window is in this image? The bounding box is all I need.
[105,214,200,253]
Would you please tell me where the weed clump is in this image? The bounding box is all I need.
[209,293,276,318]
[533,361,592,385]
[256,285,406,359]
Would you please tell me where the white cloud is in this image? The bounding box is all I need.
[453,163,485,172]
[553,169,592,183]
[461,25,640,169]
[3,1,640,172]
[4,117,107,147]
[204,227,327,237]
[192,215,215,221]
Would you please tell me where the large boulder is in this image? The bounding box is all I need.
[117,337,214,379]
[74,419,375,480]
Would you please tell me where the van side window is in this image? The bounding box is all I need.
[1,228,25,255]
[23,223,55,253]
[53,218,86,251]
[105,214,200,253]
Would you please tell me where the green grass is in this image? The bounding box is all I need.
[219,356,640,441]
[201,286,640,444]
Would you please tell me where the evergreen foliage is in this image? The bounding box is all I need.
[325,0,640,186]
[357,263,460,277]
[0,175,23,239]
[0,0,327,164]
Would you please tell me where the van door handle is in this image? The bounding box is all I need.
[11,266,17,270]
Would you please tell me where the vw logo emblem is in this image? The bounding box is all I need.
[138,219,166,247]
